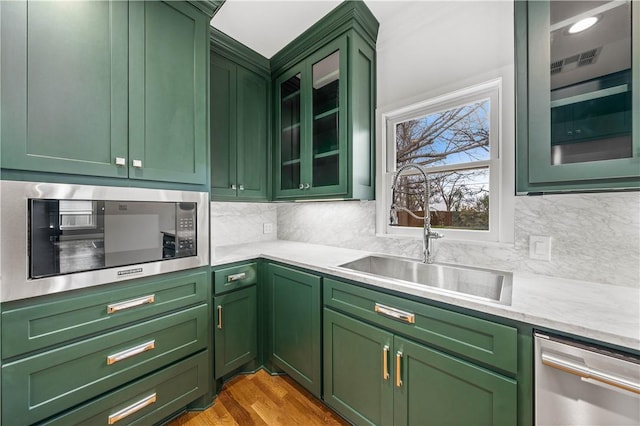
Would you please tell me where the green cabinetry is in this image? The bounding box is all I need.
[211,29,270,200]
[265,263,322,397]
[213,262,259,378]
[1,268,211,425]
[272,1,378,200]
[0,0,215,186]
[515,0,640,193]
[323,278,518,426]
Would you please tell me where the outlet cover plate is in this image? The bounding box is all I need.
[529,235,551,261]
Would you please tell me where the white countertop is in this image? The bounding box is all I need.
[213,240,640,351]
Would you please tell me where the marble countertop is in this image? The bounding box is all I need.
[212,240,640,351]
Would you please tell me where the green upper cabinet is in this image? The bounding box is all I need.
[1,0,216,186]
[0,1,129,178]
[515,0,640,193]
[211,29,270,201]
[128,1,209,185]
[272,1,378,200]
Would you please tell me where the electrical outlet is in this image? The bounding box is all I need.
[529,235,551,261]
[263,223,273,234]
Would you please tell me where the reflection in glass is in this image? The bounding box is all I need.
[281,74,301,190]
[549,1,632,165]
[393,168,489,231]
[312,51,340,188]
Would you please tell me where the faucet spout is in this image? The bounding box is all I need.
[390,164,443,263]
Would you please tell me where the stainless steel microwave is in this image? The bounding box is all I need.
[0,181,209,302]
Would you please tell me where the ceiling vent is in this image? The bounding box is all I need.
[550,47,602,74]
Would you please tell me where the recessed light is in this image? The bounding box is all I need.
[568,17,598,34]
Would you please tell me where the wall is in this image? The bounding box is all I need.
[210,202,277,258]
[211,1,640,288]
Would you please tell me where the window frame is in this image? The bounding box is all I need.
[377,78,509,243]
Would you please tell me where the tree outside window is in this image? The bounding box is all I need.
[393,99,492,230]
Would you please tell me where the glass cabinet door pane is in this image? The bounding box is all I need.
[280,73,302,190]
[549,1,632,165]
[312,50,340,188]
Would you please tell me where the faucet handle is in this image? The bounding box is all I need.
[428,231,444,239]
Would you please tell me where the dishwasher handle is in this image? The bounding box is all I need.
[541,352,640,395]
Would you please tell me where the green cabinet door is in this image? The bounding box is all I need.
[393,335,517,426]
[0,0,129,178]
[266,263,321,397]
[129,1,208,185]
[214,285,258,378]
[236,66,269,199]
[211,52,269,200]
[515,0,640,193]
[271,1,377,201]
[323,309,393,426]
[211,54,238,199]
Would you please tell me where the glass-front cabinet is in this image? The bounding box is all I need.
[516,0,639,193]
[272,0,378,201]
[275,39,348,199]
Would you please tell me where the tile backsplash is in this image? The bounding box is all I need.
[211,192,640,288]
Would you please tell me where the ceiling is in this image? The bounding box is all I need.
[209,0,399,58]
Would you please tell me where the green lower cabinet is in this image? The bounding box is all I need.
[214,285,258,378]
[323,309,393,426]
[266,263,321,398]
[41,351,209,426]
[324,309,517,426]
[394,336,517,426]
[2,304,208,425]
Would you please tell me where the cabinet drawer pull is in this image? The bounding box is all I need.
[115,157,126,167]
[396,351,403,388]
[227,272,246,283]
[383,345,390,380]
[217,305,223,329]
[132,159,143,168]
[107,295,155,314]
[108,393,157,424]
[107,340,155,365]
[374,303,415,324]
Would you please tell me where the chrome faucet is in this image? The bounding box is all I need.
[389,164,444,263]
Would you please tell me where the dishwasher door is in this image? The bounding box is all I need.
[535,333,640,425]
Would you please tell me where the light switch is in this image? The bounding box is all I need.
[529,235,551,261]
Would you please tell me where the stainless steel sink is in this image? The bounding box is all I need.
[338,255,513,305]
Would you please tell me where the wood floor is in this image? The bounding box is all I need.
[166,370,349,426]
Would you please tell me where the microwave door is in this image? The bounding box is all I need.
[30,200,61,278]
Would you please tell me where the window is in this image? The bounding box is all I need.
[379,79,505,242]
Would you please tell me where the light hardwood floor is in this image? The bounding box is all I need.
[166,370,349,426]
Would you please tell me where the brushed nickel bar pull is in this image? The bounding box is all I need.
[383,345,390,380]
[542,353,640,395]
[107,340,155,365]
[374,303,416,324]
[396,351,403,387]
[227,272,246,283]
[217,305,223,329]
[108,393,157,424]
[107,295,155,314]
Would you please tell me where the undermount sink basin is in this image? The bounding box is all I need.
[338,255,513,305]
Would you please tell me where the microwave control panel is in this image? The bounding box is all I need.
[175,203,197,257]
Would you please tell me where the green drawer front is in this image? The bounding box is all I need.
[324,278,517,374]
[41,351,209,426]
[2,269,208,359]
[213,262,258,295]
[2,304,208,425]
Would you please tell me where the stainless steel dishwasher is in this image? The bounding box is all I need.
[535,332,640,425]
